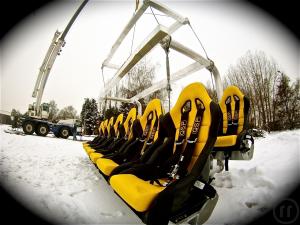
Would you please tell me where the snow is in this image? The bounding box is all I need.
[0,124,299,224]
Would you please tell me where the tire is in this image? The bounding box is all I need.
[22,121,35,135]
[36,123,50,136]
[59,127,70,139]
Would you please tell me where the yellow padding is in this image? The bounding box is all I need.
[98,122,103,135]
[107,117,115,136]
[123,108,137,135]
[110,174,165,212]
[103,119,108,130]
[89,152,103,163]
[83,145,90,150]
[114,114,123,133]
[97,158,119,176]
[83,142,89,146]
[86,148,95,155]
[214,135,237,147]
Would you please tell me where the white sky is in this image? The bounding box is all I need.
[0,0,299,114]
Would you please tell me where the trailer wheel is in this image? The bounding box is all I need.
[22,121,35,135]
[36,123,50,136]
[60,127,70,139]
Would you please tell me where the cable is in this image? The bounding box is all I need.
[188,23,209,59]
[188,23,217,93]
[150,6,160,25]
[144,12,170,17]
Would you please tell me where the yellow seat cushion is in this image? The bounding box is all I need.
[89,152,103,163]
[110,174,166,212]
[96,158,120,176]
[83,145,90,150]
[85,147,95,154]
[214,135,237,147]
[83,142,89,146]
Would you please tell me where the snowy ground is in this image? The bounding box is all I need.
[0,124,299,224]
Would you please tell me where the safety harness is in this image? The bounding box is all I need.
[146,111,159,146]
[224,95,240,170]
[167,98,205,181]
[140,111,159,156]
[151,99,205,187]
[225,95,240,135]
[139,111,154,143]
[124,118,132,140]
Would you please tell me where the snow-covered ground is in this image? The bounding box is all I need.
[0,124,299,224]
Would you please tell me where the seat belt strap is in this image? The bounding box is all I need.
[232,95,240,133]
[139,111,154,142]
[124,118,132,140]
[140,111,159,156]
[225,96,232,133]
[167,100,191,173]
[146,111,159,146]
[176,98,205,178]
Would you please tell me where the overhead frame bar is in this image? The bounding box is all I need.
[131,38,223,100]
[102,0,188,69]
[104,25,169,94]
[100,96,142,115]
[101,0,223,108]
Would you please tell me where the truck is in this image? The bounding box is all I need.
[22,0,89,138]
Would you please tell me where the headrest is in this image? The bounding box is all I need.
[140,99,163,130]
[114,114,124,133]
[124,107,137,134]
[170,82,212,129]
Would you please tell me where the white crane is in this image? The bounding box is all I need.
[23,0,89,137]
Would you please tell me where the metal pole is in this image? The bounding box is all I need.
[161,36,172,112]
[165,48,171,112]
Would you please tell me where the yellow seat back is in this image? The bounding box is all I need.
[98,121,103,135]
[139,99,163,141]
[170,82,214,172]
[107,116,115,137]
[219,85,249,135]
[123,107,137,136]
[103,119,108,136]
[114,114,124,136]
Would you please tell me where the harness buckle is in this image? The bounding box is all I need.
[139,138,146,143]
[146,141,153,145]
[175,140,185,145]
[187,138,197,144]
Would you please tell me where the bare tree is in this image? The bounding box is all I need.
[225,51,280,130]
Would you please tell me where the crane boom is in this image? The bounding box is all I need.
[32,0,89,118]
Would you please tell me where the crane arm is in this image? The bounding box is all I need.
[32,0,89,117]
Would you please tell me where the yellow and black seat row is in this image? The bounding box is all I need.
[89,108,137,163]
[81,82,254,225]
[97,99,163,176]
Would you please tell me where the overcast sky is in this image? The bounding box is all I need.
[0,0,298,115]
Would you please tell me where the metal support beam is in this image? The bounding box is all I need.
[102,0,188,70]
[169,40,211,67]
[100,96,142,116]
[131,62,205,101]
[148,0,189,24]
[104,25,169,95]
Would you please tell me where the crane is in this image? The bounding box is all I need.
[22,0,89,137]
